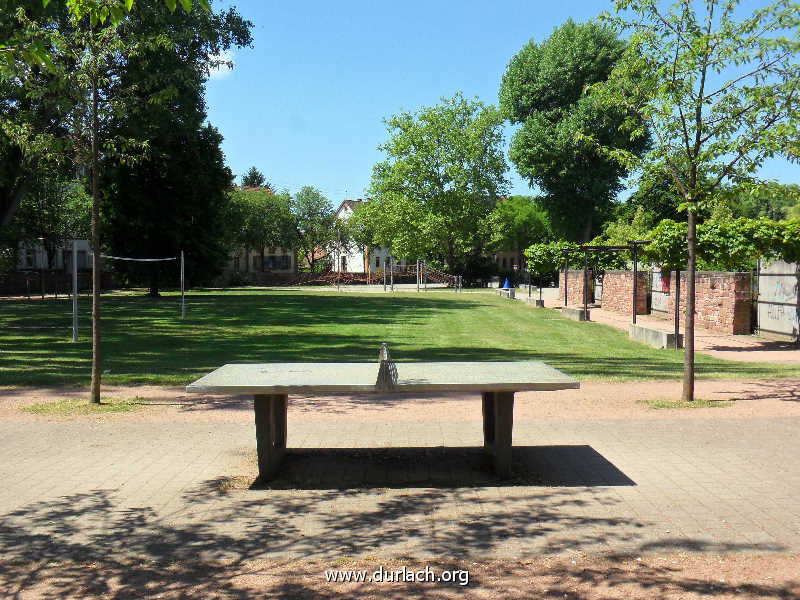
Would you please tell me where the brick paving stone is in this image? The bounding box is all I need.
[0,415,798,561]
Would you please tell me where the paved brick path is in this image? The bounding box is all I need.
[535,296,800,364]
[1,410,798,562]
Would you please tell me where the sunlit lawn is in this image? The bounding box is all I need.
[1,287,798,386]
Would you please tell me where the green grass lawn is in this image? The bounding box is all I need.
[1,288,798,386]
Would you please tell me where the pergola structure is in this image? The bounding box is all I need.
[562,241,653,325]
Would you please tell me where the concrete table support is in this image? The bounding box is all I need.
[482,391,515,478]
[254,394,287,481]
[187,361,578,484]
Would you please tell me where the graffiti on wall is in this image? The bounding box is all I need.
[757,259,799,339]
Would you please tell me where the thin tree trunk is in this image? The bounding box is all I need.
[682,209,696,402]
[90,73,102,405]
[582,210,593,243]
[149,263,160,297]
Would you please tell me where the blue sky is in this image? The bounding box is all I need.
[205,0,800,203]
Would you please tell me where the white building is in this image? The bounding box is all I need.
[331,199,406,273]
[16,239,91,271]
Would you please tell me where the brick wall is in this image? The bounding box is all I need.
[658,271,752,335]
[559,270,593,306]
[601,270,649,315]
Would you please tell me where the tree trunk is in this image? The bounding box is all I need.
[149,263,160,297]
[90,73,102,405]
[581,210,593,243]
[260,246,265,272]
[682,209,696,402]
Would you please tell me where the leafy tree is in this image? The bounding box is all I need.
[1,0,248,403]
[590,206,654,269]
[347,201,378,271]
[368,92,508,270]
[499,19,648,241]
[290,186,335,273]
[9,171,91,268]
[488,195,551,268]
[0,0,211,80]
[589,0,800,401]
[101,2,252,296]
[241,166,267,188]
[616,169,685,224]
[722,181,800,221]
[226,187,295,272]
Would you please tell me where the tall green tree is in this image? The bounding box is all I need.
[227,187,295,272]
[241,166,267,188]
[290,186,334,273]
[1,0,244,403]
[590,0,800,401]
[499,19,648,242]
[487,195,551,268]
[9,172,91,268]
[101,2,252,295]
[368,92,508,270]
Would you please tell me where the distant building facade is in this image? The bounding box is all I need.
[16,240,92,271]
[331,199,406,273]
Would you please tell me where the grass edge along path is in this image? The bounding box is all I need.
[1,288,798,387]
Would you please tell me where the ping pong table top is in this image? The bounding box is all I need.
[186,360,580,395]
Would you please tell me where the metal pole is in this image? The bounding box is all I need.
[674,268,681,349]
[180,250,185,318]
[632,244,638,325]
[528,269,531,298]
[72,241,78,342]
[383,258,387,292]
[416,259,420,293]
[423,260,427,292]
[390,256,394,292]
[564,255,569,307]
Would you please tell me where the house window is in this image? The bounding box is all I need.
[375,256,380,268]
[233,255,240,272]
[77,251,87,269]
[502,257,507,268]
[25,250,35,268]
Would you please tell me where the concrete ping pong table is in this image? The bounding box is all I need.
[186,360,579,481]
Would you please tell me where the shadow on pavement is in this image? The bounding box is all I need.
[246,445,636,490]
[0,482,792,598]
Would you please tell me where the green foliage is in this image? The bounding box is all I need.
[499,19,648,241]
[290,186,335,272]
[644,217,800,271]
[227,188,295,259]
[99,3,252,291]
[9,173,91,268]
[487,195,551,253]
[241,166,267,189]
[591,1,800,208]
[524,241,576,275]
[721,181,800,221]
[368,92,508,270]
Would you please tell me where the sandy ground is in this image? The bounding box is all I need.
[2,378,799,424]
[1,555,797,598]
[2,379,799,598]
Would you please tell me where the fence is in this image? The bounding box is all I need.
[0,270,113,297]
[757,259,799,341]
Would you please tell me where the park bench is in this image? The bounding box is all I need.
[496,287,516,299]
[186,349,578,482]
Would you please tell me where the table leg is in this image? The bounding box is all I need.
[493,391,515,478]
[254,394,288,482]
[482,392,495,451]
